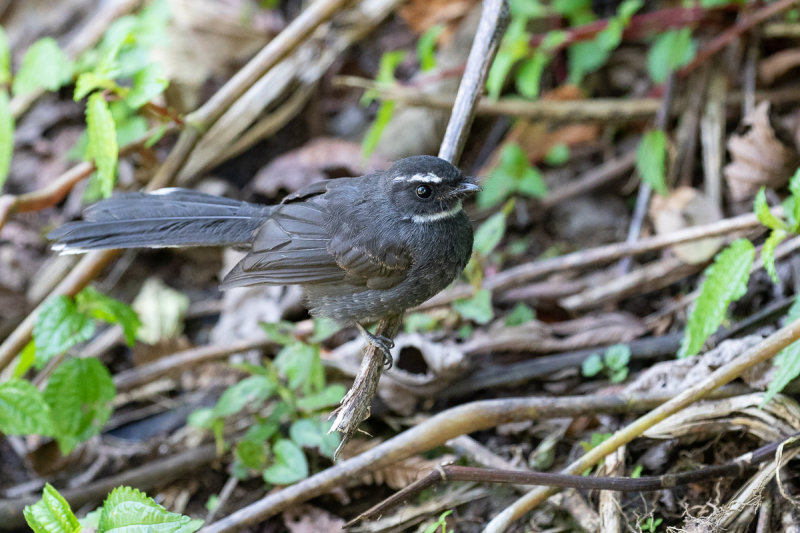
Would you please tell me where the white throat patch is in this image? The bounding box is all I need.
[411,200,462,223]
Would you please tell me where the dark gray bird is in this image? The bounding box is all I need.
[49,155,479,365]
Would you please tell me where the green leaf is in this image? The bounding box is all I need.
[76,287,140,345]
[753,188,788,231]
[679,239,755,358]
[235,439,268,470]
[309,317,342,343]
[260,321,296,346]
[417,25,445,72]
[609,367,628,383]
[99,486,202,533]
[289,418,339,459]
[274,343,317,390]
[516,50,550,99]
[647,28,696,83]
[187,408,215,429]
[789,168,800,231]
[762,229,787,284]
[296,384,346,412]
[517,166,547,198]
[361,100,395,159]
[567,40,611,84]
[0,89,13,189]
[581,353,604,377]
[13,340,36,378]
[263,439,309,485]
[0,27,9,85]
[33,296,95,367]
[212,375,274,418]
[636,130,668,195]
[505,302,535,326]
[73,72,115,101]
[473,210,508,256]
[23,483,79,533]
[12,37,73,97]
[85,92,118,198]
[604,344,631,371]
[126,63,168,109]
[544,143,569,166]
[761,294,800,406]
[486,18,532,100]
[0,378,54,436]
[44,358,115,455]
[404,312,439,334]
[453,289,494,325]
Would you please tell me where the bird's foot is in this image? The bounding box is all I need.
[357,323,395,369]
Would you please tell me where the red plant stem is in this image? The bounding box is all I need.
[679,0,800,78]
[530,6,735,49]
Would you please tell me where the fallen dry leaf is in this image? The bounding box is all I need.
[649,186,724,264]
[724,101,800,201]
[283,504,346,533]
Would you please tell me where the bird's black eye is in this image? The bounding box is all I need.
[415,185,432,199]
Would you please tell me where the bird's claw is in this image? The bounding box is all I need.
[357,324,395,369]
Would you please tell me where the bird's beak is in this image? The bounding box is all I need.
[454,182,481,195]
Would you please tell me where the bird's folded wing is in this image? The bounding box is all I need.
[220,196,411,290]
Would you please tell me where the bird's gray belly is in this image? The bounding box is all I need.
[304,262,460,325]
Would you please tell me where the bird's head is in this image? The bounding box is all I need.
[385,155,480,223]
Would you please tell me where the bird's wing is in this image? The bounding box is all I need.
[220,180,411,290]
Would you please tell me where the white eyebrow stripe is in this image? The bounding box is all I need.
[410,200,462,224]
[393,173,443,183]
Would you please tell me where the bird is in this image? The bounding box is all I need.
[49,155,480,366]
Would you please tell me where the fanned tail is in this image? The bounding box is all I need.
[48,188,271,252]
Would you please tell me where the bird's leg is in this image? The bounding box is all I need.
[356,323,395,369]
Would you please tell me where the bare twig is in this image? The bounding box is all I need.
[347,434,800,526]
[422,207,780,309]
[483,316,800,532]
[202,389,741,532]
[328,0,509,450]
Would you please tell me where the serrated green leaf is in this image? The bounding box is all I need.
[474,210,508,256]
[453,289,494,325]
[76,287,140,345]
[309,317,342,343]
[0,89,13,190]
[761,341,800,407]
[23,483,79,533]
[417,24,444,72]
[86,92,118,198]
[754,188,788,231]
[0,378,54,436]
[260,321,296,346]
[33,296,95,367]
[296,384,346,412]
[44,358,115,455]
[762,228,787,284]
[647,28,696,83]
[99,486,201,533]
[636,130,668,195]
[73,72,115,102]
[132,278,189,344]
[263,439,309,485]
[12,37,73,96]
[212,375,274,418]
[235,439,268,470]
[290,418,340,459]
[581,353,604,377]
[679,239,755,358]
[126,63,168,109]
[0,27,9,85]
